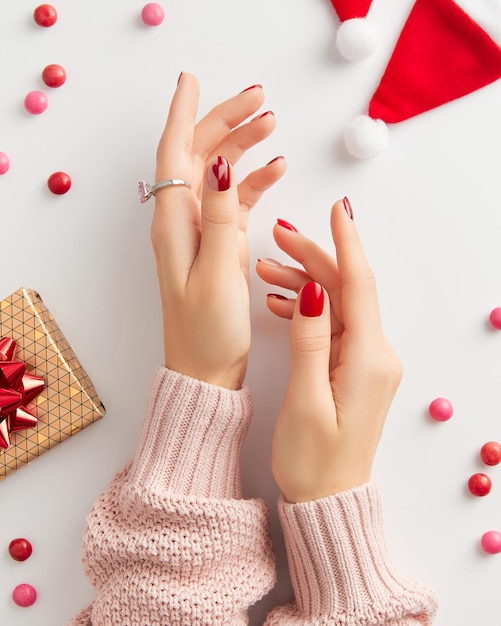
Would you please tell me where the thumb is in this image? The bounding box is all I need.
[199,156,240,267]
[287,281,332,405]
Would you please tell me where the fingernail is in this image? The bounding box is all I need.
[240,84,262,94]
[177,72,184,85]
[259,110,274,119]
[259,257,283,267]
[267,293,288,300]
[266,156,284,166]
[300,282,324,317]
[277,218,298,232]
[343,196,354,220]
[208,156,230,192]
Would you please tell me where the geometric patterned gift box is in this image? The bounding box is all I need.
[0,287,105,480]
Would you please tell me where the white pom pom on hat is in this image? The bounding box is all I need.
[329,0,378,61]
[345,0,501,159]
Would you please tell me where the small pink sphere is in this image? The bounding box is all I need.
[428,397,453,422]
[24,91,48,114]
[468,473,492,497]
[480,441,501,466]
[141,3,165,26]
[481,530,501,555]
[8,538,33,562]
[33,4,57,27]
[48,171,71,194]
[0,152,10,174]
[42,63,66,87]
[489,307,501,329]
[12,583,37,607]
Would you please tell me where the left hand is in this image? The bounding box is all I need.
[151,73,286,390]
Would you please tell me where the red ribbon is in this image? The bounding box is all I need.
[0,337,45,450]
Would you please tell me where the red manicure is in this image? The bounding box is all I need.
[267,293,288,300]
[277,218,298,232]
[240,84,262,93]
[343,196,354,220]
[208,156,230,191]
[177,72,184,85]
[266,156,284,166]
[300,282,324,317]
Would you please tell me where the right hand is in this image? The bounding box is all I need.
[256,199,402,502]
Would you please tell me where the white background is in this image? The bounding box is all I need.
[1,1,500,624]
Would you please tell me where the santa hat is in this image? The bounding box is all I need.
[329,0,378,61]
[344,0,501,158]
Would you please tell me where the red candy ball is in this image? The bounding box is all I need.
[33,4,57,27]
[8,538,33,562]
[481,441,501,466]
[24,91,48,114]
[468,473,492,497]
[42,64,66,88]
[489,307,501,330]
[428,397,453,422]
[47,171,71,194]
[481,530,501,555]
[12,583,37,607]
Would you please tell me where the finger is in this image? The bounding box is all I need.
[211,110,277,167]
[287,282,334,407]
[330,198,382,335]
[256,258,311,293]
[198,156,241,269]
[266,293,296,319]
[156,72,199,182]
[192,85,265,166]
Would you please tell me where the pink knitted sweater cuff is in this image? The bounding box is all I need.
[127,366,253,499]
[278,482,437,623]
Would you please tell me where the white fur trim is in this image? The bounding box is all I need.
[336,18,378,62]
[453,0,501,47]
[344,115,389,159]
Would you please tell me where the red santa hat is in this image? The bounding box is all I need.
[344,0,501,158]
[329,0,378,61]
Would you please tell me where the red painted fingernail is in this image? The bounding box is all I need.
[240,84,262,93]
[277,218,298,232]
[300,282,324,317]
[343,196,354,220]
[259,110,274,119]
[267,293,288,300]
[177,72,184,85]
[266,156,284,166]
[259,257,283,267]
[208,156,230,191]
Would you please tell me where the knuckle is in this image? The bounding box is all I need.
[295,331,330,354]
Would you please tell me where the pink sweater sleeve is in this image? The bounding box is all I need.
[265,483,438,625]
[67,366,276,626]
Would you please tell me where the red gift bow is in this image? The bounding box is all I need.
[0,337,45,450]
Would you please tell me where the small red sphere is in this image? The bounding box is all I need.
[12,583,37,607]
[8,538,33,562]
[24,91,48,114]
[42,64,66,88]
[468,473,492,497]
[141,3,165,25]
[480,441,501,466]
[33,4,57,27]
[48,171,71,195]
[428,397,453,422]
[481,530,501,555]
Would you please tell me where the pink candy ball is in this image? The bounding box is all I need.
[481,530,501,555]
[141,3,164,25]
[24,91,48,114]
[428,397,453,422]
[489,307,501,330]
[0,152,10,174]
[12,583,37,607]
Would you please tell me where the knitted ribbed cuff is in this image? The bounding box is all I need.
[278,482,437,623]
[127,366,253,499]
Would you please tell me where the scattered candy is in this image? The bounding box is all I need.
[47,171,71,194]
[480,441,501,466]
[481,530,501,555]
[0,152,10,174]
[141,2,165,26]
[24,91,48,115]
[42,64,66,88]
[8,538,33,561]
[33,4,57,27]
[489,307,501,330]
[428,397,454,422]
[12,583,37,607]
[468,473,492,497]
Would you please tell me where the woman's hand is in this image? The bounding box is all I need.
[151,74,286,390]
[256,199,402,502]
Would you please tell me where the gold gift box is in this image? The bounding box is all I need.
[0,288,105,480]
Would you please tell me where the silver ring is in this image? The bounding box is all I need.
[138,179,192,203]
